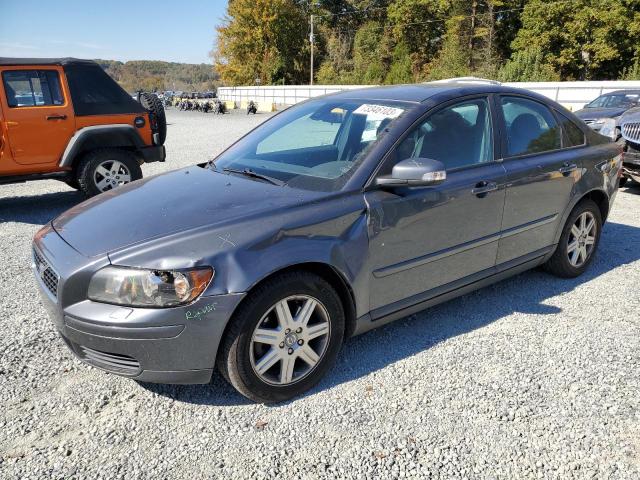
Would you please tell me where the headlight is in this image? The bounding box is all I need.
[598,118,618,141]
[88,266,214,307]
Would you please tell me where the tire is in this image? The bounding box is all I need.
[64,178,80,190]
[619,177,628,188]
[543,199,602,278]
[77,149,142,197]
[217,272,345,403]
[140,92,167,145]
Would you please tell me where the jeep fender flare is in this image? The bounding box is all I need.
[59,124,145,168]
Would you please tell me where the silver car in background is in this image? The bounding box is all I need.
[618,107,640,186]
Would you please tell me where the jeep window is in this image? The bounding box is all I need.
[2,70,63,107]
[500,96,561,157]
[213,99,407,191]
[63,64,144,116]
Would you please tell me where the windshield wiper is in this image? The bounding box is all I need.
[222,167,285,186]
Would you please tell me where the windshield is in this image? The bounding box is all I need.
[212,99,407,191]
[586,93,640,109]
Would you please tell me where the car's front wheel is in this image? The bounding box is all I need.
[217,272,345,403]
[544,199,602,278]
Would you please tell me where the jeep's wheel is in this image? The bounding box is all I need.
[619,177,628,188]
[64,178,80,190]
[543,199,602,278]
[217,272,345,403]
[77,149,142,197]
[140,92,167,145]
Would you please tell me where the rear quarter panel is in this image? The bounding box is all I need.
[75,113,152,145]
[553,140,621,245]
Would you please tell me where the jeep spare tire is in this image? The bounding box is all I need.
[140,92,167,145]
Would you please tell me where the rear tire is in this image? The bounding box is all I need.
[140,92,167,145]
[217,272,345,403]
[77,149,142,197]
[619,177,628,188]
[543,199,602,278]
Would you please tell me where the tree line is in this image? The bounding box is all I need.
[97,60,219,93]
[213,0,640,86]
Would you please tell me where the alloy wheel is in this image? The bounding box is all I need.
[567,211,597,267]
[94,160,132,192]
[249,295,331,386]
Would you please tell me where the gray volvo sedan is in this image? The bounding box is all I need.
[33,82,622,402]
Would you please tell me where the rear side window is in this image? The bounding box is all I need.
[500,96,561,157]
[557,112,586,147]
[2,70,63,107]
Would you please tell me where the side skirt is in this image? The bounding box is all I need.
[352,247,552,336]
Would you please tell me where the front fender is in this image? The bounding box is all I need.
[107,193,372,317]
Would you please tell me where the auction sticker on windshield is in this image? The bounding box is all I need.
[353,104,404,119]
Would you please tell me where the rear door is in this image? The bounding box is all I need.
[1,67,75,166]
[496,95,582,264]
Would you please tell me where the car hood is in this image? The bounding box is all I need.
[52,166,327,257]
[620,106,640,123]
[574,107,627,120]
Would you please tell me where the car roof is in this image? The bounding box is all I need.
[0,57,98,67]
[599,90,640,96]
[326,82,541,104]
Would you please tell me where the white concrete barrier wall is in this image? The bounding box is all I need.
[219,81,640,111]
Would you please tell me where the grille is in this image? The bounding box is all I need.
[33,248,59,298]
[77,345,141,375]
[622,122,640,143]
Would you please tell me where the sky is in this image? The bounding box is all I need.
[0,0,228,64]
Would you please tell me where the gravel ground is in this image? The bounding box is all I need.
[1,109,639,479]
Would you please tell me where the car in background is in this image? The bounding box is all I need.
[574,90,640,131]
[0,58,166,196]
[617,106,640,186]
[33,82,622,402]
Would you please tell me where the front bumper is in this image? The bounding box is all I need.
[139,144,166,163]
[33,225,244,384]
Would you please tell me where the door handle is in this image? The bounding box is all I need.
[46,114,67,121]
[472,181,498,197]
[558,163,577,175]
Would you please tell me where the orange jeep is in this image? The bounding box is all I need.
[0,58,166,196]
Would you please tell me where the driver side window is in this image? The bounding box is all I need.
[393,97,494,171]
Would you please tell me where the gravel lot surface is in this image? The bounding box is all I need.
[1,109,639,479]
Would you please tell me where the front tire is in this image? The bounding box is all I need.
[77,149,142,197]
[217,272,345,403]
[543,199,602,278]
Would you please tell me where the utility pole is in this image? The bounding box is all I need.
[310,14,314,85]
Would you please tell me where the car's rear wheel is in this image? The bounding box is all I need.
[77,149,142,197]
[544,199,602,278]
[217,272,344,403]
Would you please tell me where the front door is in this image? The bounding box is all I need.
[1,67,74,166]
[366,96,506,313]
[496,95,580,264]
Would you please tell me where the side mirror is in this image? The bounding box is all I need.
[376,158,447,187]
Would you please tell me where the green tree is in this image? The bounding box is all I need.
[510,0,640,80]
[498,48,560,81]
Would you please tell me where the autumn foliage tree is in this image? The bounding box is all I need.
[213,0,309,86]
[212,0,640,85]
